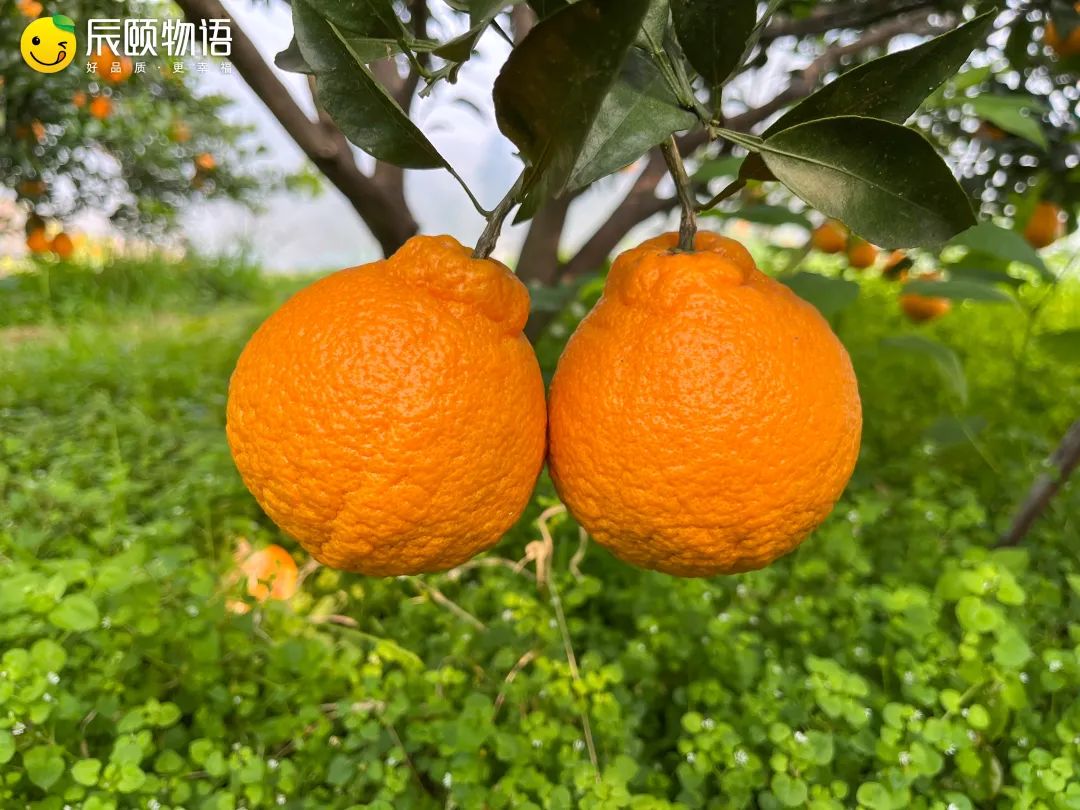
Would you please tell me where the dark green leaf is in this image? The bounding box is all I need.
[903,279,1014,303]
[527,0,569,18]
[882,335,967,404]
[494,0,652,207]
[947,222,1050,279]
[765,13,994,136]
[670,0,758,87]
[274,38,314,75]
[704,204,812,229]
[781,273,859,318]
[967,95,1048,150]
[301,0,403,39]
[758,116,976,249]
[568,50,697,190]
[435,1,522,62]
[1038,329,1080,364]
[294,0,447,169]
[1004,16,1035,69]
[637,0,670,50]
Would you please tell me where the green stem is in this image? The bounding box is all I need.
[660,136,698,252]
[696,177,747,212]
[472,173,526,260]
[714,127,763,152]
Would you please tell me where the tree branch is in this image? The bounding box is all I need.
[174,0,417,256]
[999,418,1080,547]
[510,5,537,44]
[761,0,941,43]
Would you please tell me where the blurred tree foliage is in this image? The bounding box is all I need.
[1,0,275,237]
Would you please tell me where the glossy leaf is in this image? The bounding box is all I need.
[883,335,968,405]
[568,50,697,191]
[967,95,1048,150]
[743,14,994,184]
[781,273,859,318]
[494,0,652,207]
[294,0,447,169]
[637,0,670,50]
[764,12,994,136]
[274,37,313,74]
[947,222,1050,279]
[903,279,1014,303]
[757,116,976,249]
[670,0,758,86]
[302,0,404,39]
[435,1,522,62]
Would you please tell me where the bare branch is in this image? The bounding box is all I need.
[511,5,537,44]
[517,196,572,285]
[761,0,941,43]
[999,418,1080,547]
[174,0,417,256]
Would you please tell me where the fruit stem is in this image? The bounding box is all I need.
[473,172,525,260]
[660,135,697,252]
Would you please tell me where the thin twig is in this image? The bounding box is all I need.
[533,505,600,779]
[697,177,748,213]
[445,556,537,582]
[493,649,540,716]
[660,135,697,252]
[569,529,589,581]
[473,172,526,259]
[410,578,488,631]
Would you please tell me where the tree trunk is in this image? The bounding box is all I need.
[174,0,417,256]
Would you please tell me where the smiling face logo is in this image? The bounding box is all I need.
[21,15,77,74]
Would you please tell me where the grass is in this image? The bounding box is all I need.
[2,252,1080,808]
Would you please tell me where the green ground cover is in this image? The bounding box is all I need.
[1,252,1079,809]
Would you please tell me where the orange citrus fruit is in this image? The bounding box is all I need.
[240,544,299,602]
[17,0,42,19]
[882,250,911,280]
[51,232,74,260]
[170,120,192,144]
[17,179,46,197]
[227,235,547,576]
[547,232,862,577]
[846,238,878,269]
[1024,201,1065,248]
[72,91,87,108]
[900,293,952,323]
[98,45,134,83]
[1046,6,1080,57]
[26,228,50,254]
[195,153,216,172]
[89,96,113,120]
[811,220,847,254]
